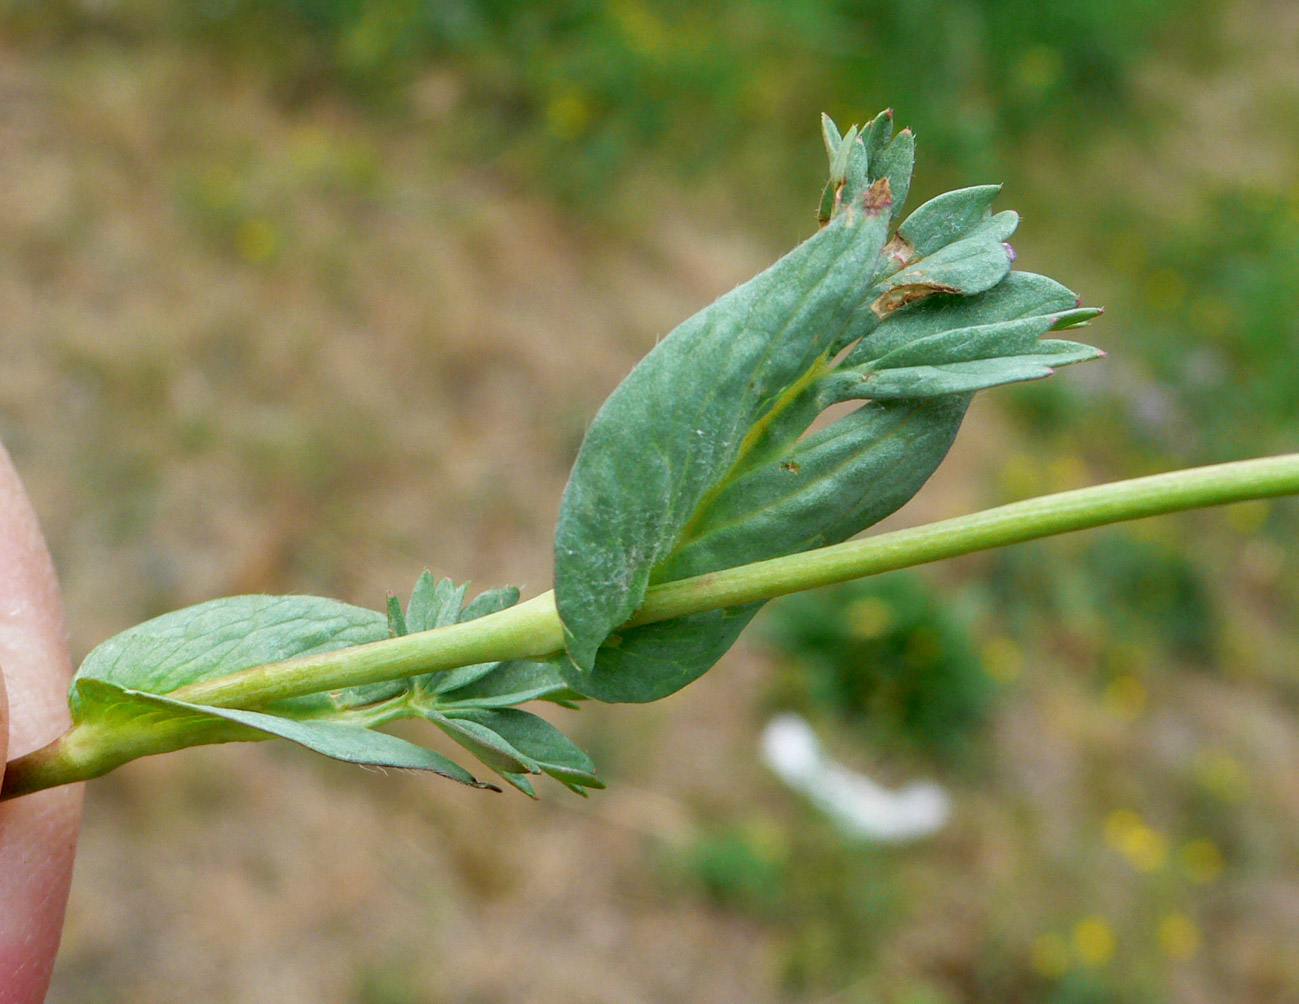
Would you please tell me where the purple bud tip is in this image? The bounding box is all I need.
[1097,349,1108,357]
[885,108,893,118]
[1075,297,1082,308]
[1002,242,1017,264]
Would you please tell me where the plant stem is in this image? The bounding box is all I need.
[632,451,1299,624]
[5,453,1298,798]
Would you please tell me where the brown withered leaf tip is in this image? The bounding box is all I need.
[882,233,913,269]
[862,176,893,215]
[870,281,962,318]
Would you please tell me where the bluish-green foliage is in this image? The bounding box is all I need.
[70,575,600,795]
[553,112,1099,702]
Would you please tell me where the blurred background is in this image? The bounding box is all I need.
[2,0,1297,1001]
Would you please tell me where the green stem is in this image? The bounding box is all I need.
[5,453,1298,799]
[632,452,1299,624]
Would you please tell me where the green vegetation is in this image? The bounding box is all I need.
[764,573,992,766]
[3,0,1216,207]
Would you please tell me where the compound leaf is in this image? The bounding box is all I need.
[443,708,603,791]
[553,111,1102,703]
[73,678,496,788]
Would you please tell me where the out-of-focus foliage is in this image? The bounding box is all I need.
[663,818,903,995]
[1109,191,1299,461]
[0,0,1213,201]
[1005,186,1299,541]
[987,532,1217,665]
[763,573,992,766]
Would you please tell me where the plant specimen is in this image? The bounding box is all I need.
[3,110,1296,802]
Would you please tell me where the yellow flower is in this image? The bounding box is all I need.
[844,597,894,640]
[1072,916,1116,967]
[1103,809,1168,873]
[1191,749,1249,802]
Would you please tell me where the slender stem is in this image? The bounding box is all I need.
[196,452,1299,709]
[5,453,1298,798]
[632,452,1299,624]
[170,591,567,708]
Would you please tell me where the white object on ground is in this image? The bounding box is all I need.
[760,712,950,843]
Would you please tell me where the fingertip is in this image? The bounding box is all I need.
[0,443,81,1003]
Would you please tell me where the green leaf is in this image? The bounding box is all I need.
[861,108,893,164]
[498,771,537,798]
[819,111,913,228]
[870,211,1017,316]
[71,594,393,716]
[555,171,897,677]
[872,126,914,225]
[405,572,465,634]
[652,395,973,584]
[553,111,1102,704]
[459,585,521,622]
[829,123,857,183]
[567,606,760,704]
[426,711,540,775]
[73,678,497,789]
[820,112,842,161]
[407,577,523,694]
[386,593,408,637]
[894,184,1003,258]
[73,677,251,756]
[435,659,578,708]
[443,708,604,790]
[841,271,1086,365]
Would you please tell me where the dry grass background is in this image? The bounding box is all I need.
[0,35,818,1003]
[3,8,1299,1002]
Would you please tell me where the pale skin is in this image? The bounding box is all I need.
[0,444,82,1004]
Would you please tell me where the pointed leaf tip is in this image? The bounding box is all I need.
[821,112,842,162]
[829,124,858,182]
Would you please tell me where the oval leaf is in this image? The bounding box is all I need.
[72,594,391,715]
